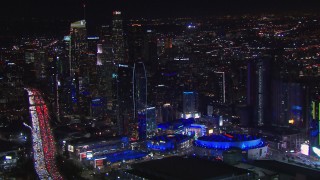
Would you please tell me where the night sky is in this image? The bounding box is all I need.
[1,0,320,20]
[0,0,320,37]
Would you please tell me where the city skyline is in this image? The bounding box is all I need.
[2,1,320,179]
[1,0,320,20]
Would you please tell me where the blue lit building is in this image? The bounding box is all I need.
[93,150,148,168]
[91,97,105,118]
[272,81,305,127]
[157,118,195,134]
[138,107,157,140]
[184,124,206,139]
[194,134,267,160]
[182,91,199,119]
[66,136,129,162]
[146,134,192,152]
[133,62,149,141]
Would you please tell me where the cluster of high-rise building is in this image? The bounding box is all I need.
[2,12,320,178]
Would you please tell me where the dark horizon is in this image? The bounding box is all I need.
[1,0,320,21]
[1,0,320,38]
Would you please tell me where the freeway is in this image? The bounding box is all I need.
[26,88,63,180]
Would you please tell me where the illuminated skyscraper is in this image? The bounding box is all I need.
[132,62,148,140]
[97,25,116,112]
[117,63,134,136]
[116,62,149,140]
[133,62,147,118]
[247,55,272,127]
[182,91,199,118]
[214,72,226,104]
[34,50,48,80]
[68,20,89,115]
[143,29,158,73]
[112,11,126,64]
[128,24,144,62]
[69,20,87,77]
[139,107,156,140]
[272,81,305,127]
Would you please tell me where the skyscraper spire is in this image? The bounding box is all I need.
[83,3,86,20]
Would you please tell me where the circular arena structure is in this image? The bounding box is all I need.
[195,134,264,150]
[194,134,267,160]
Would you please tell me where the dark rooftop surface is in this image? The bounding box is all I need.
[68,135,127,146]
[252,160,320,179]
[130,156,250,180]
[258,126,301,136]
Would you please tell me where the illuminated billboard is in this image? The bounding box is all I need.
[95,159,104,168]
[86,151,93,160]
[80,152,86,160]
[312,147,320,157]
[5,156,12,160]
[68,145,74,152]
[301,143,309,156]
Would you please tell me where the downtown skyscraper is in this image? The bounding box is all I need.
[112,11,126,64]
[69,20,87,77]
[247,55,272,127]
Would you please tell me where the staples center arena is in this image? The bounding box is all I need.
[193,133,268,160]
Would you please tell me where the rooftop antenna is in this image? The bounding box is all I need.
[83,3,86,20]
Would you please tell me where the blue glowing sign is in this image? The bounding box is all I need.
[292,106,302,111]
[64,36,71,41]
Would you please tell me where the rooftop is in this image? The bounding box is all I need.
[130,156,250,180]
[252,160,320,179]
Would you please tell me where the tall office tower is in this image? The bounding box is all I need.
[247,55,272,127]
[112,11,126,64]
[132,62,148,140]
[56,37,73,116]
[90,97,105,118]
[34,50,48,80]
[86,36,100,86]
[138,107,156,140]
[272,81,305,127]
[60,36,71,77]
[69,20,87,77]
[214,72,226,104]
[99,25,111,42]
[97,42,116,113]
[97,25,115,105]
[133,62,147,118]
[87,36,99,55]
[116,62,148,140]
[182,91,199,119]
[69,20,89,115]
[143,29,158,73]
[25,49,35,64]
[47,55,61,121]
[117,63,134,136]
[130,62,149,140]
[161,103,176,122]
[128,24,144,63]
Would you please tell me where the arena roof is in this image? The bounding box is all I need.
[194,134,265,150]
[130,156,251,180]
